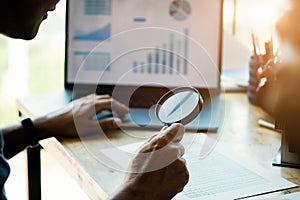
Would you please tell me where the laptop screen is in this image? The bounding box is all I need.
[65,0,223,92]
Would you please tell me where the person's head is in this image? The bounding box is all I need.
[0,0,60,40]
[276,0,300,49]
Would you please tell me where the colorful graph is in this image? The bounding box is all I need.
[132,29,189,75]
[84,0,112,15]
[74,51,111,71]
[73,23,111,41]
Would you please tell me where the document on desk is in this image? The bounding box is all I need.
[264,192,300,200]
[100,134,297,200]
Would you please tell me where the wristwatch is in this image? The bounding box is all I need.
[21,117,39,147]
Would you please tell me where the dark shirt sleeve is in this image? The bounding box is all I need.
[0,131,10,200]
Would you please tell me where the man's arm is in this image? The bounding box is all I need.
[2,123,29,159]
[1,94,129,159]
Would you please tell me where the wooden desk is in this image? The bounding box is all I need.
[19,93,300,199]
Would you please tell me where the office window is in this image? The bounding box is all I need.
[224,0,288,50]
[0,3,65,126]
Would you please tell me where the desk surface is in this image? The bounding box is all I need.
[19,92,300,199]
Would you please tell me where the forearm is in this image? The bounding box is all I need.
[1,118,53,159]
[1,123,29,159]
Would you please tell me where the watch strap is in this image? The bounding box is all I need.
[21,118,39,147]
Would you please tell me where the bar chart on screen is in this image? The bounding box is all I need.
[132,28,189,75]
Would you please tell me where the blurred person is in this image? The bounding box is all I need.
[275,0,300,154]
[0,0,189,199]
[257,0,300,153]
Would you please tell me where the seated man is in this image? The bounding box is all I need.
[258,0,300,154]
[0,0,189,199]
[275,0,300,154]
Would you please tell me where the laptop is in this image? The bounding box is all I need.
[64,0,223,132]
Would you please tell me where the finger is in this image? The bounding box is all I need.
[94,98,129,115]
[137,124,184,154]
[148,126,168,142]
[179,157,186,164]
[176,164,189,193]
[176,143,185,158]
[166,143,185,160]
[85,93,97,99]
[171,159,189,178]
[158,123,185,144]
[96,117,122,130]
[145,124,184,149]
[85,93,110,100]
[95,94,111,100]
[146,126,167,144]
[167,158,189,184]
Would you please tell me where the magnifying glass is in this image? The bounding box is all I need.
[155,87,203,126]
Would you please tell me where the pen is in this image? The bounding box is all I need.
[270,36,274,58]
[264,37,274,60]
[265,40,270,59]
[252,32,264,63]
[251,32,258,59]
[255,37,264,63]
[251,32,263,62]
[258,119,275,130]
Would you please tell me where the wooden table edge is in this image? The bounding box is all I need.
[39,137,109,200]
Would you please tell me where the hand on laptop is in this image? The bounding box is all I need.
[34,94,129,139]
[111,123,189,200]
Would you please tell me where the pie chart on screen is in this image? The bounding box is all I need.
[169,0,191,21]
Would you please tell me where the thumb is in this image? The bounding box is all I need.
[98,118,122,130]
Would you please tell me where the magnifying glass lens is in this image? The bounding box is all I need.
[156,87,203,125]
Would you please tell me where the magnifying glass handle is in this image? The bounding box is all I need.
[165,123,173,126]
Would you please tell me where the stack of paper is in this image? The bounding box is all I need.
[101,134,297,199]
